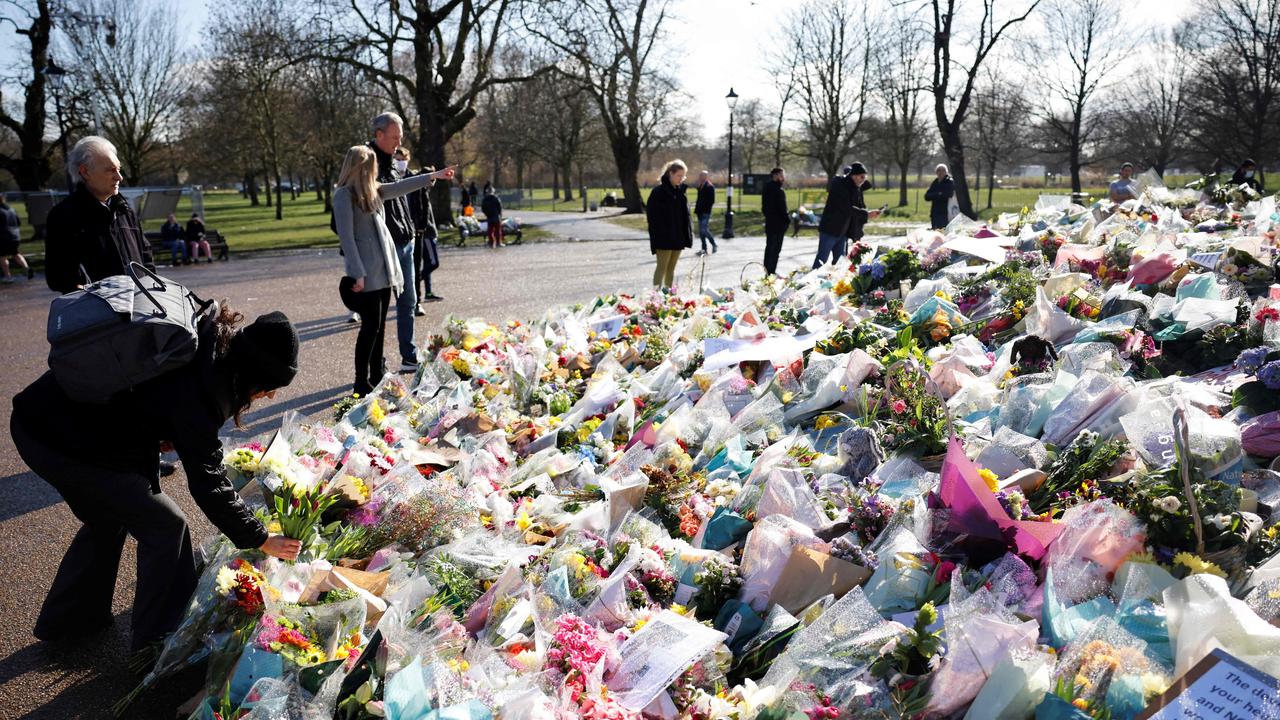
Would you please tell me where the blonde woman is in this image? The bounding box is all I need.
[645,159,692,288]
[333,145,453,394]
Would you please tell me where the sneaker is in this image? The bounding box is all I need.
[414,303,426,317]
[159,460,177,478]
[0,277,13,284]
[424,293,444,302]
[695,250,706,257]
[348,312,360,323]
[712,244,718,254]
[399,360,419,373]
[27,267,35,279]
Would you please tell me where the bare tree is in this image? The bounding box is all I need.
[1098,29,1189,176]
[1180,0,1280,186]
[972,72,1028,209]
[766,52,801,168]
[208,0,301,220]
[781,0,874,178]
[925,0,1041,217]
[0,0,62,189]
[729,98,771,175]
[525,0,685,213]
[314,0,539,223]
[876,8,930,206]
[293,61,376,212]
[1026,0,1130,192]
[62,0,189,185]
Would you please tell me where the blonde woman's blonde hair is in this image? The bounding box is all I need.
[661,159,687,182]
[337,146,379,213]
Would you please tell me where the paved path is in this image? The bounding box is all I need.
[0,233,830,718]
[515,209,647,242]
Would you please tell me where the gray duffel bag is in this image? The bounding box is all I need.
[47,261,214,403]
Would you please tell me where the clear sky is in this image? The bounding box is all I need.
[3,0,1199,143]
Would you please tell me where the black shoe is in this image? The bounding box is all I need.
[27,267,35,279]
[425,293,444,302]
[34,613,114,643]
[159,460,177,478]
[712,244,718,254]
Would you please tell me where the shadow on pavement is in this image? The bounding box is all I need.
[294,314,356,343]
[0,470,62,522]
[230,384,350,439]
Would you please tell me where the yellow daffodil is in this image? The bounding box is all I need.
[515,510,533,531]
[978,468,999,492]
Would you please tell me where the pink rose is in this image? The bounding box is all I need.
[934,560,956,583]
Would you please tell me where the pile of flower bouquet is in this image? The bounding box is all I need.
[122,176,1280,720]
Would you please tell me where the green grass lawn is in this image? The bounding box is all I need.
[8,189,559,264]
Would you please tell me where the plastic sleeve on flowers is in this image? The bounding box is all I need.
[174,432,268,550]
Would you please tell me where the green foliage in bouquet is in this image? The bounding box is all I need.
[273,481,341,545]
[814,323,889,357]
[1109,462,1249,555]
[1050,675,1113,720]
[1030,431,1129,514]
[333,394,363,422]
[869,603,944,717]
[879,361,948,456]
[422,554,483,622]
[321,521,369,562]
[692,555,743,620]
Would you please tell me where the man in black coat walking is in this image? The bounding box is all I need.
[761,167,789,275]
[44,136,154,294]
[694,170,717,256]
[924,164,955,230]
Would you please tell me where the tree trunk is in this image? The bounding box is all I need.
[563,162,574,200]
[274,171,283,220]
[263,173,272,207]
[245,173,260,205]
[315,176,324,202]
[973,158,982,202]
[940,127,975,218]
[552,166,560,202]
[986,164,996,210]
[323,177,332,213]
[898,163,909,207]
[611,139,644,213]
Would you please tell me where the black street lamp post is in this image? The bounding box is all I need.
[722,88,738,240]
[42,59,72,190]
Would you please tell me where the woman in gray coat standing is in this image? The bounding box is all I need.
[333,145,454,394]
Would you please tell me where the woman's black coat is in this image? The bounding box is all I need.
[924,176,955,229]
[645,176,692,254]
[11,317,268,549]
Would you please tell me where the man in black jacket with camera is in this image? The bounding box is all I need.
[816,162,881,269]
[369,112,421,373]
[44,136,154,295]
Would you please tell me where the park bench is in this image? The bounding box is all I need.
[144,229,230,262]
[456,217,523,247]
[791,205,823,236]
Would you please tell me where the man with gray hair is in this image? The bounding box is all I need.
[367,112,422,373]
[44,135,153,294]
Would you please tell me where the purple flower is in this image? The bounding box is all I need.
[858,263,872,276]
[1236,347,1270,374]
[1259,360,1280,390]
[870,262,887,280]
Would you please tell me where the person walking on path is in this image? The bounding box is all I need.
[396,146,443,309]
[160,213,189,266]
[815,162,881,269]
[368,112,425,373]
[10,305,303,654]
[0,194,33,283]
[43,136,154,294]
[481,187,504,248]
[334,145,453,396]
[694,170,717,256]
[762,167,789,275]
[186,213,211,263]
[646,159,692,289]
[925,164,956,229]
